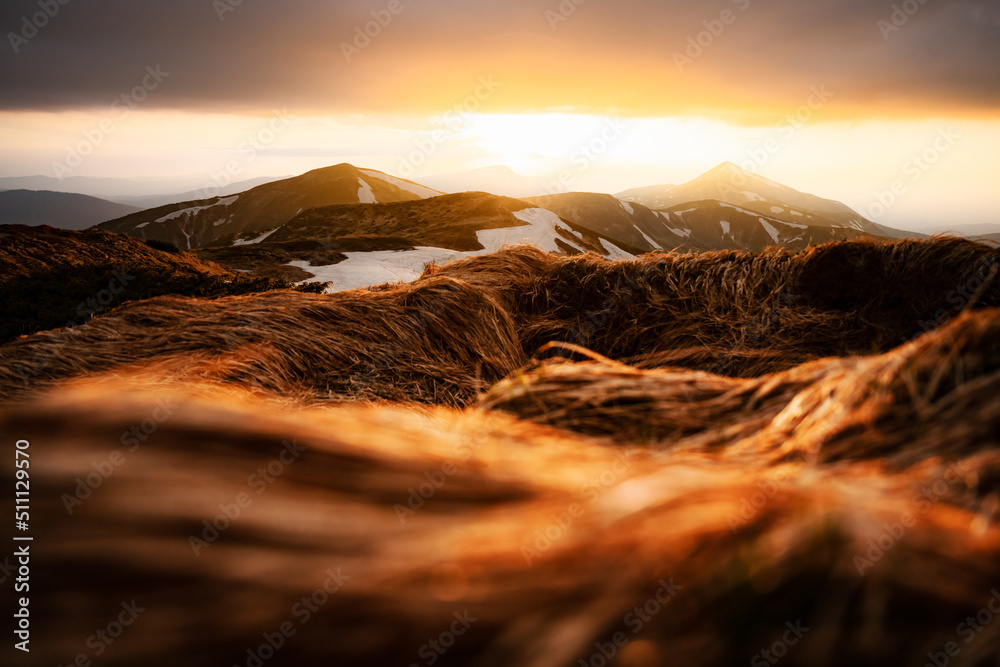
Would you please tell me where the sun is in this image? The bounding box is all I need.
[460,112,752,178]
[462,113,630,172]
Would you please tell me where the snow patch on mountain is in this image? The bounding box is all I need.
[719,202,759,216]
[477,208,584,253]
[599,238,635,260]
[760,219,780,244]
[155,204,214,223]
[357,179,377,204]
[289,208,608,293]
[634,225,661,249]
[360,169,439,199]
[234,228,281,246]
[619,200,635,215]
[153,195,239,224]
[720,221,730,236]
[289,247,467,292]
[779,220,808,230]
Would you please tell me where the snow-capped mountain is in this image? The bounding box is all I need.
[523,193,699,253]
[659,200,872,252]
[92,161,930,294]
[617,162,915,240]
[523,189,876,254]
[97,164,442,249]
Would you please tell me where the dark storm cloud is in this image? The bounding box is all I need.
[0,0,998,116]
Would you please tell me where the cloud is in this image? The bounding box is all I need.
[0,0,998,119]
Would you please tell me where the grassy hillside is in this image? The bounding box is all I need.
[0,225,323,345]
[270,191,591,251]
[1,235,999,666]
[2,235,995,402]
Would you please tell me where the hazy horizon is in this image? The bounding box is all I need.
[0,151,991,234]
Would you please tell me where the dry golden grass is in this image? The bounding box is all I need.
[1,237,999,665]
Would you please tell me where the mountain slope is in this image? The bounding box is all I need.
[660,200,871,251]
[270,192,599,252]
[97,164,442,249]
[0,190,140,230]
[199,192,625,291]
[524,192,702,253]
[524,191,876,254]
[617,162,916,240]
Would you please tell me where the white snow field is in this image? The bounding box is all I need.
[288,208,636,293]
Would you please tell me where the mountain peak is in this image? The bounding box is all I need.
[699,162,759,182]
[303,163,362,177]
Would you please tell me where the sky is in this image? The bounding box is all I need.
[0,0,998,231]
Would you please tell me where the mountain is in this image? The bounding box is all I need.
[90,161,934,294]
[97,164,443,249]
[0,175,217,199]
[617,162,916,240]
[657,200,871,251]
[197,192,631,291]
[524,193,700,253]
[421,165,551,198]
[0,190,140,230]
[524,191,875,254]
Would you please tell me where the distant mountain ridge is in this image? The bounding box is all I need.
[616,162,916,240]
[97,164,443,249]
[0,190,140,230]
[88,160,930,293]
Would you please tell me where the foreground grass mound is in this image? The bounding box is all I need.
[3,306,999,666]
